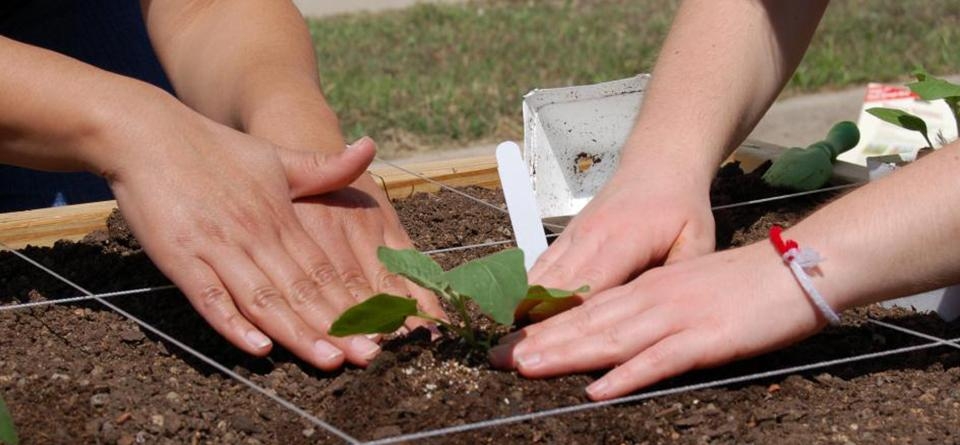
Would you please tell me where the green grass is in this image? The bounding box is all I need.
[309,0,960,156]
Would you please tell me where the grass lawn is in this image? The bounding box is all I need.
[309,0,960,156]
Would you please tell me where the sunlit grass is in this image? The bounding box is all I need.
[310,0,960,156]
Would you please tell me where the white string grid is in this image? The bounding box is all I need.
[0,164,947,444]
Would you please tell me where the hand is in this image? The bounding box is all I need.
[287,137,446,331]
[491,242,826,400]
[522,167,716,320]
[99,99,386,370]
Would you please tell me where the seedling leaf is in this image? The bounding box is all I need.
[907,76,960,101]
[444,249,527,325]
[377,247,446,294]
[525,284,590,302]
[0,396,17,445]
[328,294,419,336]
[866,107,933,148]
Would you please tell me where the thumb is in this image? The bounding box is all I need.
[664,219,715,265]
[279,137,376,199]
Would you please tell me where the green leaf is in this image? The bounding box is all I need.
[907,76,960,101]
[377,246,446,294]
[0,396,17,445]
[443,248,528,325]
[525,284,590,302]
[866,107,929,135]
[328,294,419,337]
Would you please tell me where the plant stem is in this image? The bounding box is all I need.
[442,289,477,346]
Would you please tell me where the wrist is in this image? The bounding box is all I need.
[240,88,347,153]
[79,80,200,181]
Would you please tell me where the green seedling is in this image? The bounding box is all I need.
[0,396,18,445]
[762,121,860,192]
[329,247,586,349]
[867,69,960,149]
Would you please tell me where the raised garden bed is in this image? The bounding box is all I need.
[2,160,960,445]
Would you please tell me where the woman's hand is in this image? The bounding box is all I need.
[493,242,826,400]
[522,166,716,320]
[98,94,388,370]
[285,138,447,331]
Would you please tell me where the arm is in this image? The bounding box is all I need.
[493,142,960,400]
[0,34,383,370]
[139,0,344,151]
[139,0,446,331]
[525,0,829,314]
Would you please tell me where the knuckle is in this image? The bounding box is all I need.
[287,279,319,307]
[640,342,671,370]
[250,286,283,310]
[571,311,595,337]
[600,327,625,358]
[198,285,231,312]
[580,267,608,288]
[376,269,404,293]
[197,219,230,245]
[339,268,369,293]
[306,262,340,288]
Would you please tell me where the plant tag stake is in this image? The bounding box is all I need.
[497,141,548,270]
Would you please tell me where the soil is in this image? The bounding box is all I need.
[3,162,960,445]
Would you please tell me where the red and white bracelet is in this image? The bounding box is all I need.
[769,226,841,325]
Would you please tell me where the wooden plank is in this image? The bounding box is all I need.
[0,200,119,250]
[0,156,501,249]
[372,155,500,199]
[0,144,865,249]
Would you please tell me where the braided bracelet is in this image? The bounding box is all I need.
[769,226,841,325]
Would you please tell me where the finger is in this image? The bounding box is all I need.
[526,232,572,285]
[512,306,673,378]
[664,218,715,265]
[279,137,376,199]
[498,282,641,347]
[203,247,348,371]
[274,229,382,365]
[528,224,644,298]
[586,331,706,401]
[383,229,447,324]
[162,256,273,356]
[306,223,377,302]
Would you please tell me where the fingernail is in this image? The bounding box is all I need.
[352,336,381,360]
[427,324,442,340]
[366,333,383,341]
[245,330,272,350]
[348,136,371,149]
[488,345,513,368]
[499,331,522,345]
[517,352,541,370]
[586,379,608,399]
[314,340,344,362]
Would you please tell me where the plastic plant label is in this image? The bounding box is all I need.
[840,83,958,166]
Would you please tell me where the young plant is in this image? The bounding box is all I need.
[0,396,18,445]
[866,69,960,149]
[328,247,586,349]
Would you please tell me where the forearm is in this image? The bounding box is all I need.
[141,0,345,151]
[622,0,828,184]
[780,143,960,311]
[0,36,171,175]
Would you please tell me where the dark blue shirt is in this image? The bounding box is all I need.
[0,0,175,212]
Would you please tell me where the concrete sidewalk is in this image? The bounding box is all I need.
[296,1,957,162]
[387,82,875,164]
[292,0,461,17]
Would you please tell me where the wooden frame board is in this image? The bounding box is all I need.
[0,143,865,249]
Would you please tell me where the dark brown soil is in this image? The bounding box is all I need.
[3,164,960,445]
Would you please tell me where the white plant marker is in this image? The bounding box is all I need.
[496,141,548,271]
